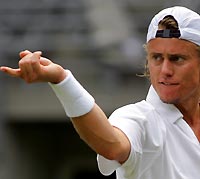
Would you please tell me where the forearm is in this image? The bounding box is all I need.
[72,104,130,163]
[49,70,130,162]
[71,104,120,157]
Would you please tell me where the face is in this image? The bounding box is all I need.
[147,38,200,106]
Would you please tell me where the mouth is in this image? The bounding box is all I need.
[159,82,178,86]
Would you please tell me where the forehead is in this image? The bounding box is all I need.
[146,38,198,55]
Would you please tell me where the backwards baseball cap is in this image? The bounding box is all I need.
[146,6,200,46]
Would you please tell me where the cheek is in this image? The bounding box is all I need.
[148,64,158,78]
[182,66,200,86]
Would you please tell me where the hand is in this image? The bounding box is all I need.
[0,50,67,84]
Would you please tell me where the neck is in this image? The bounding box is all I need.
[176,101,199,125]
[176,102,200,141]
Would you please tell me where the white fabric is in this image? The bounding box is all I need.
[97,85,200,179]
[146,6,200,46]
[49,70,95,117]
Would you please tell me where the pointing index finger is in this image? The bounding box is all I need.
[0,66,21,77]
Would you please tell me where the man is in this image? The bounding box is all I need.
[1,6,200,179]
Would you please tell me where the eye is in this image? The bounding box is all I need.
[151,53,163,61]
[169,55,184,62]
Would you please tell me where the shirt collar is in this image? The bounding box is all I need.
[146,85,183,124]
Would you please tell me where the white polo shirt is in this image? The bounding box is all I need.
[97,85,200,179]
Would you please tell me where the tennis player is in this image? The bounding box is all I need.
[1,6,200,179]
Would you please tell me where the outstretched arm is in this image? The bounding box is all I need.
[0,50,131,164]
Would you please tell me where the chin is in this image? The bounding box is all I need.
[159,96,179,104]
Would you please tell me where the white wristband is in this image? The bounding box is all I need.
[49,70,95,118]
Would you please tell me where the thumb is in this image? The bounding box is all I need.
[19,50,32,58]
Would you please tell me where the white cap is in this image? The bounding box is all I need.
[146,6,200,46]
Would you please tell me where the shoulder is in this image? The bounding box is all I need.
[109,100,155,123]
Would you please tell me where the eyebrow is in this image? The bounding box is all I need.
[168,54,189,58]
[149,52,189,58]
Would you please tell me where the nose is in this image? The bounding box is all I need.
[160,59,174,76]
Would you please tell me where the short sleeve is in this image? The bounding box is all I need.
[97,155,121,176]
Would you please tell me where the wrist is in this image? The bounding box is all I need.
[49,70,95,118]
